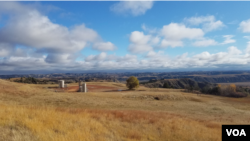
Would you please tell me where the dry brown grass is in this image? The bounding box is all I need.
[1,79,250,140]
[0,104,221,141]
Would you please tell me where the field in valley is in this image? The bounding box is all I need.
[0,79,250,141]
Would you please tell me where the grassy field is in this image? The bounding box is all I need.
[0,79,250,141]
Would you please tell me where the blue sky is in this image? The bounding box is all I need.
[0,1,250,74]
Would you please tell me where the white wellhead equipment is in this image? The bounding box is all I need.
[78,80,87,93]
[58,80,64,88]
[82,83,87,93]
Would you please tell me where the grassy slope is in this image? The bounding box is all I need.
[0,79,250,141]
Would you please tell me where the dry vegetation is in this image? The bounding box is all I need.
[218,81,250,86]
[0,79,250,141]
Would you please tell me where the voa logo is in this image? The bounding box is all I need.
[226,129,246,136]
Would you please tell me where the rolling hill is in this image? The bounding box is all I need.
[0,79,250,141]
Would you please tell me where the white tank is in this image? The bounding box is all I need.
[82,83,87,93]
[58,80,64,88]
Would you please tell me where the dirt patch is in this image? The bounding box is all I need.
[51,85,123,92]
[189,97,205,102]
[87,85,120,92]
[123,94,188,101]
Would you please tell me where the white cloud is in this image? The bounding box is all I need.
[146,51,164,58]
[239,19,250,33]
[161,39,183,48]
[128,31,153,53]
[130,31,151,44]
[110,1,154,16]
[184,15,215,25]
[128,44,152,54]
[161,23,204,40]
[0,11,92,53]
[85,52,107,62]
[159,23,204,48]
[85,53,138,64]
[203,20,224,32]
[145,51,171,65]
[1,3,250,72]
[221,35,236,44]
[92,42,116,51]
[0,2,115,55]
[116,54,137,62]
[184,15,225,32]
[193,51,211,60]
[0,43,14,57]
[193,38,217,47]
[186,46,245,67]
[150,37,160,45]
[245,42,250,54]
[1,46,250,72]
[13,48,28,57]
[227,46,242,55]
[0,2,33,14]
[45,53,76,64]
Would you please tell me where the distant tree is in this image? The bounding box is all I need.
[200,86,211,94]
[126,76,139,90]
[163,82,170,88]
[217,84,221,94]
[185,85,193,92]
[193,85,200,91]
[31,77,37,84]
[210,86,220,95]
[228,84,236,92]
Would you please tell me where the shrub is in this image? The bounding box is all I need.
[200,86,211,94]
[185,85,194,92]
[228,84,236,92]
[163,82,170,88]
[126,76,139,90]
[185,84,200,92]
[199,83,247,98]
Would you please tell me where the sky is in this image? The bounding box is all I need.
[1,1,250,74]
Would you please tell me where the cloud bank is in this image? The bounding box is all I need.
[0,2,250,74]
[0,2,116,70]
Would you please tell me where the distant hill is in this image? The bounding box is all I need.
[142,78,216,89]
[189,75,250,83]
[2,70,250,84]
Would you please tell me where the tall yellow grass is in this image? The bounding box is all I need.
[0,104,221,141]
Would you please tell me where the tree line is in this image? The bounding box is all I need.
[186,84,249,98]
